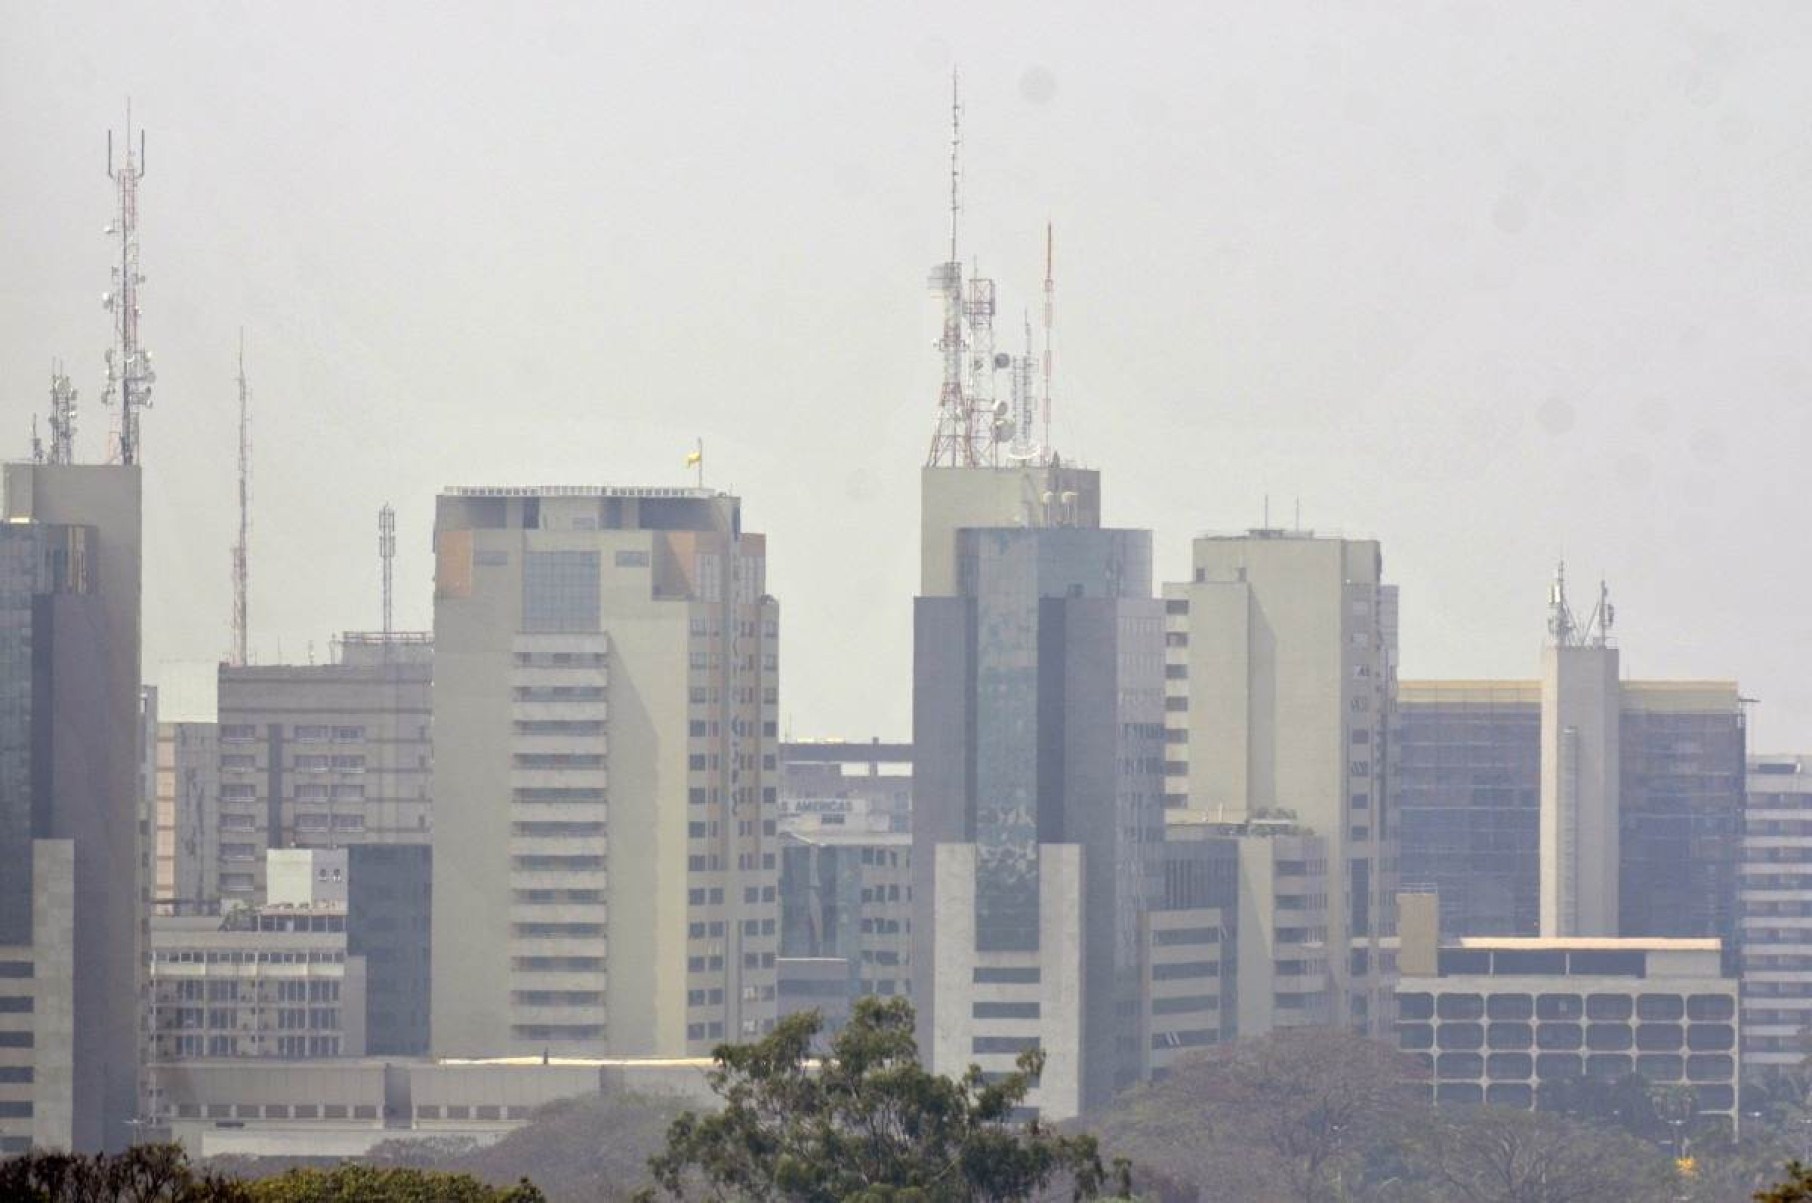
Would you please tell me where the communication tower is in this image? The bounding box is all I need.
[927,72,985,461]
[1041,222,1055,459]
[1548,561,1615,648]
[100,107,154,466]
[379,505,397,641]
[46,362,78,464]
[229,334,251,667]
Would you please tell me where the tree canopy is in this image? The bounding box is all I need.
[639,996,1127,1202]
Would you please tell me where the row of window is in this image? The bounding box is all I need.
[1399,991,1734,1022]
[1398,1021,1734,1053]
[221,725,365,743]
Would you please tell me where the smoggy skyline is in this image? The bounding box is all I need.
[5,2,1812,745]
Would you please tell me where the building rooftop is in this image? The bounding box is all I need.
[442,485,723,500]
[1449,936,1721,952]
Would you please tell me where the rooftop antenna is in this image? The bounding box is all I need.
[1547,560,1577,646]
[29,416,43,464]
[46,361,78,464]
[101,103,154,466]
[1041,222,1054,460]
[925,72,980,468]
[229,332,251,668]
[379,504,396,646]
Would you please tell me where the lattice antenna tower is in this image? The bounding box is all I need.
[926,73,977,467]
[1004,312,1037,461]
[229,333,251,667]
[1548,561,1616,649]
[101,106,154,466]
[1041,222,1055,461]
[1547,561,1576,646]
[48,362,78,464]
[379,505,396,639]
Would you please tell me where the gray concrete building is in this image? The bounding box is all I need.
[0,463,143,1153]
[1160,530,1398,1035]
[431,486,779,1059]
[912,462,1165,1118]
[1740,755,1812,1076]
[214,634,432,905]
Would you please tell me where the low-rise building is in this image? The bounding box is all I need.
[1394,893,1739,1127]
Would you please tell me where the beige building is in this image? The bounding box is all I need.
[1160,531,1397,1034]
[1396,893,1739,1127]
[431,486,779,1059]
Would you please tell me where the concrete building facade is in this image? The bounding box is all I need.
[0,463,143,1152]
[1740,755,1812,1075]
[912,463,1165,1118]
[1398,677,1745,944]
[1395,895,1739,1126]
[214,635,432,905]
[1160,531,1398,1034]
[432,486,779,1059]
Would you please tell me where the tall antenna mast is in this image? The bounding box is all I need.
[379,504,396,642]
[229,332,251,668]
[101,104,154,466]
[925,72,981,468]
[47,361,78,465]
[1041,222,1054,460]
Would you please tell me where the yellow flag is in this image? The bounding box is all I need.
[685,450,702,467]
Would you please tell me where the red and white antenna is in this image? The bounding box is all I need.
[101,104,154,466]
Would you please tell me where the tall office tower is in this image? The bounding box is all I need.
[1396,681,1543,938]
[1539,569,1620,937]
[214,634,433,906]
[0,463,142,1153]
[432,486,779,1058]
[152,721,219,911]
[913,462,1165,1118]
[1742,756,1812,1076]
[1160,531,1398,1034]
[1397,577,1744,945]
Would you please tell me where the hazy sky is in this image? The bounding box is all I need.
[5,2,1812,747]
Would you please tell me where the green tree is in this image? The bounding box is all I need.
[0,1143,252,1202]
[1759,1161,1812,1202]
[245,1163,544,1202]
[1404,1104,1672,1202]
[1087,1026,1419,1202]
[638,996,1126,1202]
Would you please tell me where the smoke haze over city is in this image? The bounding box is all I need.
[6,2,1812,745]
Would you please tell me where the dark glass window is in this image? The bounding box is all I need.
[1636,1054,1684,1080]
[1398,1023,1434,1051]
[1437,1053,1483,1080]
[1685,1054,1734,1083]
[1487,993,1534,1021]
[1636,1024,1684,1052]
[1585,994,1633,1022]
[1494,950,1565,976]
[1487,1053,1533,1079]
[1438,1023,1484,1051]
[1536,994,1582,1021]
[1637,994,1684,1022]
[1687,994,1735,1022]
[1535,1023,1581,1051]
[1398,993,1434,1021]
[1487,1022,1533,1050]
[1486,1082,1533,1108]
[1686,1024,1734,1052]
[1586,1054,1632,1079]
[523,551,601,633]
[1437,993,1484,1021]
[1435,1083,1483,1105]
[1586,1024,1633,1052]
[1535,1053,1582,1080]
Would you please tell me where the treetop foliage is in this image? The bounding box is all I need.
[639,996,1128,1202]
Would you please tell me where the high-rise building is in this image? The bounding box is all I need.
[1739,755,1812,1076]
[913,463,1165,1118]
[1395,681,1542,938]
[152,720,220,911]
[1159,530,1398,1034]
[213,635,433,905]
[431,486,779,1058]
[0,463,143,1152]
[1397,638,1744,944]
